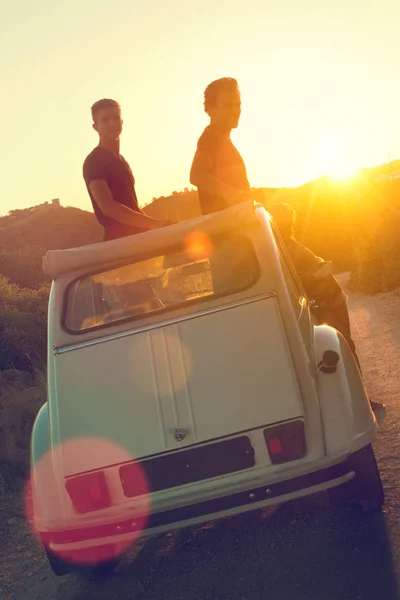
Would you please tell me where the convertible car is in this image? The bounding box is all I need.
[30,201,384,576]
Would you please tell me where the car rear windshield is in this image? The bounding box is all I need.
[64,234,260,333]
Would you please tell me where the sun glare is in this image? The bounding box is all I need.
[310,129,360,181]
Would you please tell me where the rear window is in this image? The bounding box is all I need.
[64,234,260,333]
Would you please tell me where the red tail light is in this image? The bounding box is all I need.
[264,420,306,464]
[65,472,111,514]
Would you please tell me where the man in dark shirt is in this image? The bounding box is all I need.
[83,98,172,241]
[190,78,252,215]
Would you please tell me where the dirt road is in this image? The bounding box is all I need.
[3,276,399,600]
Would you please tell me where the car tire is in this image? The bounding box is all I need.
[328,443,384,513]
[45,547,73,576]
[80,557,120,581]
[45,545,121,579]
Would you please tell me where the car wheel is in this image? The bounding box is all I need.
[80,557,120,581]
[45,547,119,579]
[328,443,384,513]
[45,547,73,576]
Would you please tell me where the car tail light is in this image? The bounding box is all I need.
[264,420,306,464]
[65,471,111,514]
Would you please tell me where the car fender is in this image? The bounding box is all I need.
[31,403,51,469]
[313,324,377,457]
[30,403,59,530]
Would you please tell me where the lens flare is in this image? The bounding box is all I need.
[184,231,213,261]
[25,437,150,567]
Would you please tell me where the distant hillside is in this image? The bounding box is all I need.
[0,204,102,252]
[143,161,400,274]
[0,205,102,288]
[1,158,399,289]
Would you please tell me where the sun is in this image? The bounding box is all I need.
[310,129,360,181]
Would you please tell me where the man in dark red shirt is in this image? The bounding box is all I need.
[83,98,172,241]
[190,78,252,215]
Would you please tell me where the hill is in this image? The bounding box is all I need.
[144,161,400,276]
[0,204,103,288]
[0,204,102,252]
[0,158,399,292]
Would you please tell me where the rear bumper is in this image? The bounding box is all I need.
[41,459,354,554]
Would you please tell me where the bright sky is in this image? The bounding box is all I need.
[2,0,400,216]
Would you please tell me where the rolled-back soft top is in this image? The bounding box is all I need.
[42,202,259,279]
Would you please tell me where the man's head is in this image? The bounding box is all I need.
[204,78,241,132]
[91,99,122,142]
[269,203,297,238]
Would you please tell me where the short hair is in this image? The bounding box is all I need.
[203,78,239,116]
[269,203,297,237]
[91,98,121,122]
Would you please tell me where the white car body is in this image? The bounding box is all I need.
[31,202,382,575]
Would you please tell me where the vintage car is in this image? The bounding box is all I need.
[30,201,384,577]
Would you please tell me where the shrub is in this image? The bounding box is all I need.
[0,370,46,487]
[0,276,49,372]
[353,212,400,293]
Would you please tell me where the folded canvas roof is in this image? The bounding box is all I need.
[42,201,260,279]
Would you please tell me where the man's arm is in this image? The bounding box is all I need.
[88,180,172,230]
[190,150,251,207]
[288,239,323,276]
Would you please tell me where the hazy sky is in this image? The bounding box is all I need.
[2,0,399,215]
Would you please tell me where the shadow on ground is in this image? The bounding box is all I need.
[52,493,399,600]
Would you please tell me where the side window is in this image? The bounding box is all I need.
[270,222,306,314]
[270,223,313,353]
